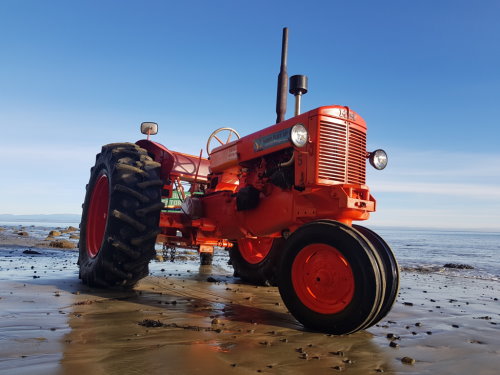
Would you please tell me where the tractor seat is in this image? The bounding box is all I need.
[170,151,210,183]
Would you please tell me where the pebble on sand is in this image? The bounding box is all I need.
[138,319,165,328]
[23,249,41,255]
[401,356,416,365]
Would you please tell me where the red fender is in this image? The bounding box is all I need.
[136,140,175,180]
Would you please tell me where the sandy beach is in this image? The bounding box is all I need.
[1,226,499,375]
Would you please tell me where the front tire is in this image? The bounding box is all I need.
[78,143,163,288]
[229,237,285,286]
[277,221,386,334]
[200,252,213,266]
[353,225,400,326]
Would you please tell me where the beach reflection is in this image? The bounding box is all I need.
[59,275,395,375]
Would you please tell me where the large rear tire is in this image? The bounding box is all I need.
[229,237,285,286]
[277,221,386,334]
[78,143,163,288]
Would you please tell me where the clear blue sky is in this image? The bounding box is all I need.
[1,0,499,230]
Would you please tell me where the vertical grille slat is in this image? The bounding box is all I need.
[317,121,366,184]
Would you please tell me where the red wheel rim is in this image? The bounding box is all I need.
[292,244,354,314]
[238,238,274,264]
[86,174,109,258]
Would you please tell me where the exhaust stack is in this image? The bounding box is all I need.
[275,27,289,124]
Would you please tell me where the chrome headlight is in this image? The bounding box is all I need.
[369,149,388,170]
[290,123,308,147]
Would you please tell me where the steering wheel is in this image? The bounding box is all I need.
[206,127,240,155]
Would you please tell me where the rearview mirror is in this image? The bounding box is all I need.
[140,122,158,135]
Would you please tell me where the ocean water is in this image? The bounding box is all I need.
[1,220,499,282]
[373,227,500,281]
[0,220,80,228]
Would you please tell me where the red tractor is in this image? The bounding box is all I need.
[78,28,398,335]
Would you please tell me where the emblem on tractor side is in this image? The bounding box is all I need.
[253,128,290,152]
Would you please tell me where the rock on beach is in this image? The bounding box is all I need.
[49,239,77,249]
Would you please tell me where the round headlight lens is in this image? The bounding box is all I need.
[369,149,388,170]
[290,123,308,147]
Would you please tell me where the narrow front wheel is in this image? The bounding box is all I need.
[353,225,399,326]
[230,237,285,286]
[200,252,213,266]
[278,221,385,334]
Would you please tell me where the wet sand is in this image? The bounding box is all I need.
[1,227,500,375]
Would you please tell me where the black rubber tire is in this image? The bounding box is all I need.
[277,220,386,334]
[353,225,400,325]
[229,238,285,286]
[200,252,213,266]
[78,143,163,288]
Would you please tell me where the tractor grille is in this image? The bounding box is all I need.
[317,121,366,185]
